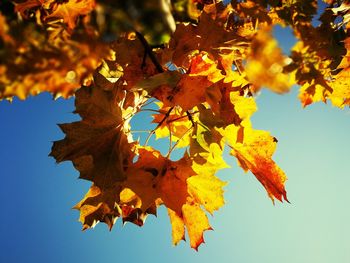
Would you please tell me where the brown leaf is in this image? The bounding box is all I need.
[50,83,137,187]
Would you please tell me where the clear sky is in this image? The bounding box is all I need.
[1,4,350,263]
[1,84,350,263]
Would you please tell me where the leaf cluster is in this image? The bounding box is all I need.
[1,0,350,249]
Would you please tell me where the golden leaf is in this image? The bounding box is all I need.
[46,0,95,30]
[245,27,291,94]
[225,123,288,202]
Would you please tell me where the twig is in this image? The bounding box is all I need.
[150,44,166,49]
[165,111,199,124]
[135,31,164,73]
[233,58,243,75]
[186,111,196,127]
[131,130,152,133]
[197,121,210,131]
[141,50,147,69]
[140,98,157,108]
[166,126,194,158]
[144,106,174,146]
[168,123,173,155]
[139,108,162,113]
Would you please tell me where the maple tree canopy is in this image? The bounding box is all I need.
[1,0,350,250]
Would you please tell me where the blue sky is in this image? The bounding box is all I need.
[1,2,350,261]
[1,85,350,263]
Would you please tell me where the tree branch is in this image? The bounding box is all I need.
[135,31,164,73]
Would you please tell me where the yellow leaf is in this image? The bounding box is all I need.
[226,124,288,202]
[299,82,329,107]
[187,172,227,214]
[125,147,225,248]
[46,0,95,30]
[152,104,193,148]
[182,202,212,250]
[329,69,350,108]
[230,93,257,120]
[0,13,14,45]
[168,208,185,245]
[246,27,291,93]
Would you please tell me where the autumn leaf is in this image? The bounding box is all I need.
[5,0,350,250]
[50,61,158,229]
[74,184,121,230]
[180,202,212,250]
[134,71,182,93]
[50,76,139,188]
[0,22,111,100]
[327,38,350,108]
[152,103,194,148]
[46,0,95,30]
[48,39,227,248]
[167,10,247,67]
[245,26,291,94]
[124,146,225,250]
[152,52,224,111]
[0,13,14,45]
[14,0,52,18]
[225,121,288,202]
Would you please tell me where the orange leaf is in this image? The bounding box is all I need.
[226,124,288,202]
[46,0,95,30]
[182,202,212,250]
[245,27,291,94]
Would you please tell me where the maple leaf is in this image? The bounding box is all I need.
[292,36,350,108]
[125,147,225,250]
[152,52,223,111]
[15,0,350,250]
[134,71,182,94]
[329,70,350,108]
[298,82,330,107]
[50,78,139,188]
[152,103,194,148]
[48,35,228,245]
[45,0,95,30]
[220,52,249,87]
[225,121,288,203]
[0,20,111,100]
[168,203,212,250]
[14,0,54,18]
[125,148,192,214]
[50,64,153,229]
[111,33,159,91]
[326,38,350,108]
[74,185,122,230]
[245,26,291,94]
[167,10,247,67]
[0,13,14,45]
[231,0,273,25]
[75,185,155,229]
